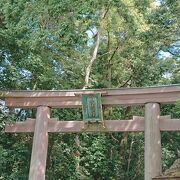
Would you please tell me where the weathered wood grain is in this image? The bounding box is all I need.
[5,117,180,133]
[1,85,180,108]
[145,103,162,180]
[28,106,49,180]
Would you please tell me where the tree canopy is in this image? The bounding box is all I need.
[0,0,180,179]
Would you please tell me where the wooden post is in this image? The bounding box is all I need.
[145,103,162,180]
[29,106,50,180]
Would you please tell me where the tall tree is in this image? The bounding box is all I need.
[0,0,180,179]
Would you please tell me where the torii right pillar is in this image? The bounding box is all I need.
[145,103,162,180]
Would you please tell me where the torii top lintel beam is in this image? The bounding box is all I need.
[0,85,180,108]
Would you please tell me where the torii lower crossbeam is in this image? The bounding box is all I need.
[5,116,180,133]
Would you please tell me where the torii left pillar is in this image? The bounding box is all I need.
[29,106,50,180]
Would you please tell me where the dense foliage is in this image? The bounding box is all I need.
[0,0,180,179]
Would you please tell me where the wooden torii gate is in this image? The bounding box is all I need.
[1,85,180,180]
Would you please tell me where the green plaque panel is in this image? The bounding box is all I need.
[81,93,103,122]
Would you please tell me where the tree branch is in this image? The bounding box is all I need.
[110,133,120,143]
[102,4,111,19]
[166,48,180,57]
[83,6,110,89]
[127,137,134,174]
[120,75,132,88]
[106,46,119,87]
[83,30,101,89]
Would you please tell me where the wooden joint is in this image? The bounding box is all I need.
[133,116,144,121]
[132,115,172,121]
[74,91,108,96]
[159,115,171,120]
[26,118,58,121]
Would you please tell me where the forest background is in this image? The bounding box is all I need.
[0,0,180,179]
